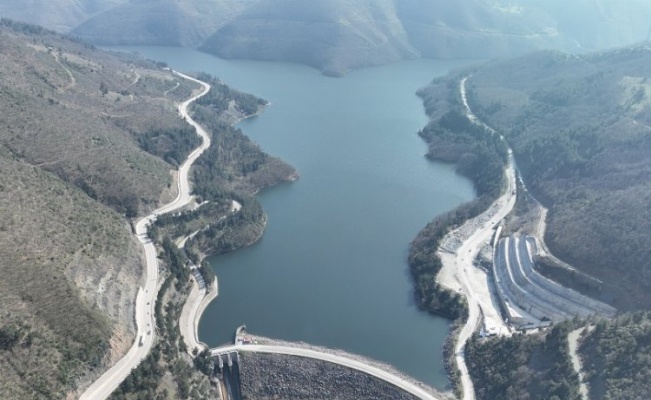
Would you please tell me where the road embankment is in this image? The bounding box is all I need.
[80,71,212,400]
[179,276,218,353]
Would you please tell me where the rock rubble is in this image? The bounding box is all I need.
[239,352,421,400]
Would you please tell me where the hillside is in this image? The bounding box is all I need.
[0,20,200,399]
[71,0,249,47]
[466,322,582,400]
[201,0,417,76]
[418,46,651,311]
[579,312,651,399]
[0,0,127,32]
[0,18,297,399]
[466,313,651,400]
[2,0,651,74]
[395,0,651,59]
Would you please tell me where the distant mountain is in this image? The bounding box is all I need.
[396,0,651,58]
[200,0,418,76]
[1,0,650,74]
[396,0,566,59]
[0,0,127,31]
[71,0,251,47]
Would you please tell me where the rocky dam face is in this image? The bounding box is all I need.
[237,352,423,400]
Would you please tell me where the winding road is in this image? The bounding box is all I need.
[452,77,518,400]
[80,71,211,400]
[211,345,443,400]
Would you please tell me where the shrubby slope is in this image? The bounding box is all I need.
[0,20,202,398]
[445,47,651,310]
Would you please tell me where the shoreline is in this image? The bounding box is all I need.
[184,212,269,350]
[432,76,518,400]
[185,97,297,349]
[80,70,213,400]
[179,275,218,353]
[229,101,268,127]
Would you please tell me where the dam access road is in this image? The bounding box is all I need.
[80,71,211,400]
[447,76,615,400]
[441,77,518,400]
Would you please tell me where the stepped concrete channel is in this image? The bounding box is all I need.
[493,234,616,327]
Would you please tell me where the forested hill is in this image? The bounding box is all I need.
[0,19,294,399]
[466,312,651,400]
[0,19,191,399]
[419,45,651,311]
[2,0,651,75]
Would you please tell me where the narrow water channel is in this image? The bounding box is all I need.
[110,46,477,389]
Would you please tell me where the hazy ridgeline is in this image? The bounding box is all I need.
[1,0,650,75]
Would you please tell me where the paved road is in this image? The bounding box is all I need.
[179,280,207,354]
[178,199,243,354]
[211,345,442,400]
[80,71,211,400]
[452,77,518,400]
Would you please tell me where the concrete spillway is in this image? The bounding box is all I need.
[507,237,573,320]
[519,237,615,316]
[223,360,242,400]
[495,238,565,322]
[493,235,615,327]
[214,352,242,400]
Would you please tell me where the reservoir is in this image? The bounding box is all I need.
[111,46,476,389]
